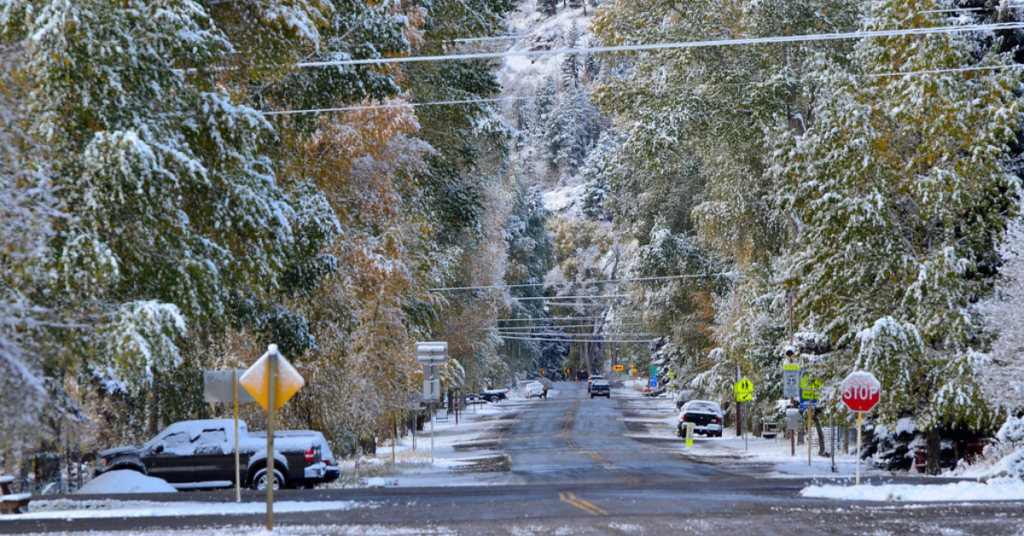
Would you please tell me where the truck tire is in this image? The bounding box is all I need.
[251,468,286,491]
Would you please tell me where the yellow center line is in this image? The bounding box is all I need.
[558,492,608,516]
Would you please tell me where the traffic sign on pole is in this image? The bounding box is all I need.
[239,345,304,531]
[799,373,821,402]
[841,372,881,413]
[240,348,305,412]
[841,371,881,486]
[733,377,754,402]
[782,363,800,399]
[613,365,624,371]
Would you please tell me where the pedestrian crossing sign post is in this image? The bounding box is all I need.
[685,422,695,447]
[733,377,754,451]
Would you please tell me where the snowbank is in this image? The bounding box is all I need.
[801,479,1024,502]
[77,470,177,495]
[3,500,360,521]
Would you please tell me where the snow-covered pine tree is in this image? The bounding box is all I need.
[0,64,63,454]
[561,21,582,90]
[978,205,1024,414]
[771,0,1021,451]
[537,0,558,17]
[0,0,341,436]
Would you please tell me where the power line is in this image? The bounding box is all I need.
[493,323,646,331]
[262,95,535,116]
[261,62,1024,116]
[494,316,622,323]
[295,22,1024,68]
[498,335,659,343]
[867,63,1024,78]
[430,273,738,292]
[512,294,631,301]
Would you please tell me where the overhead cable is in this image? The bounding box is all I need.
[430,273,738,292]
[498,335,659,343]
[295,22,1024,68]
[264,63,1024,117]
[262,95,535,116]
[511,294,631,301]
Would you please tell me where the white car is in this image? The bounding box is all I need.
[677,400,724,438]
[587,375,604,393]
[524,382,546,398]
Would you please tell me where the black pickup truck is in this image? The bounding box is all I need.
[95,419,332,490]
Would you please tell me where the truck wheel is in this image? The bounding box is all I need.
[251,468,285,491]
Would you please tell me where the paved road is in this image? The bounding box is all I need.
[6,381,1024,535]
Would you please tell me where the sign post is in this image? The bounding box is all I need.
[203,369,255,502]
[800,374,821,466]
[240,345,305,531]
[841,371,881,486]
[685,422,695,447]
[733,378,754,451]
[415,342,449,465]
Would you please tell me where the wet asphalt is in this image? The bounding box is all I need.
[4,381,1023,535]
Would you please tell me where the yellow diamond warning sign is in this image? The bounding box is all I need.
[240,346,305,412]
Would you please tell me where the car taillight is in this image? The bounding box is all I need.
[714,417,722,424]
[323,459,331,466]
[681,414,688,422]
[305,447,315,463]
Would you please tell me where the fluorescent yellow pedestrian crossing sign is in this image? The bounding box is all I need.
[733,377,754,402]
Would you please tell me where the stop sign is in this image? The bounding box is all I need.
[841,371,881,413]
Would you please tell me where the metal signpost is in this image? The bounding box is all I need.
[841,371,881,485]
[415,342,449,465]
[733,378,754,451]
[799,373,821,466]
[240,345,305,531]
[203,369,256,503]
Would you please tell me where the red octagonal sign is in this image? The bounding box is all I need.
[841,371,881,413]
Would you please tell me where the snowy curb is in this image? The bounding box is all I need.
[800,479,1024,502]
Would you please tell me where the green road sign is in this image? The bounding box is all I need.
[734,377,754,402]
[800,374,822,401]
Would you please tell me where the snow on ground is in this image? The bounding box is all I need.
[76,470,177,495]
[624,386,888,480]
[0,500,363,521]
[11,525,455,536]
[541,183,587,216]
[329,391,545,488]
[801,478,1024,502]
[500,2,592,83]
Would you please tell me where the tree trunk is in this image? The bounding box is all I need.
[926,429,941,475]
[812,410,827,457]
